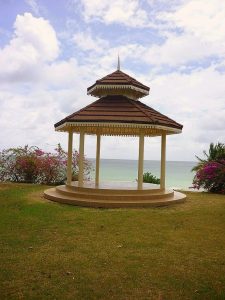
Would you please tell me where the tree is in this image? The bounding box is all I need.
[192,142,225,172]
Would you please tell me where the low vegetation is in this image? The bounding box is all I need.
[143,172,160,184]
[1,183,225,299]
[0,145,92,185]
[192,142,225,194]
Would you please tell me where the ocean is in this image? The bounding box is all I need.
[89,159,196,189]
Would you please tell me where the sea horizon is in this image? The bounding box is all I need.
[88,158,197,190]
[88,158,197,162]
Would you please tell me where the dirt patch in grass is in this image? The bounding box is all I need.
[26,191,50,204]
[0,186,9,191]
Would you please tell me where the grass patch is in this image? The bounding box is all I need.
[0,183,225,299]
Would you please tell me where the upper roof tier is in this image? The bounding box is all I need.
[87,70,150,100]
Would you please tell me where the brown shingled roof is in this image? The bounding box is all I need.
[87,70,150,93]
[55,95,183,130]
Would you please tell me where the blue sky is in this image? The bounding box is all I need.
[0,0,224,161]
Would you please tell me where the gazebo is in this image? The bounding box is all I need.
[44,61,186,207]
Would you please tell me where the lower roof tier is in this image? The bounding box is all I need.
[55,95,183,136]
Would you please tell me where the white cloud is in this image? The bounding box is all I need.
[0,13,59,82]
[142,65,225,160]
[79,43,146,77]
[25,0,40,15]
[73,31,108,53]
[43,59,79,88]
[79,0,150,27]
[142,33,224,66]
[71,0,225,68]
[138,0,225,67]
[14,13,59,61]
[0,90,64,150]
[161,0,225,44]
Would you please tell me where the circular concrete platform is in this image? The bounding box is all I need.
[44,181,186,208]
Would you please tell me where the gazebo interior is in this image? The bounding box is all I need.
[44,61,186,208]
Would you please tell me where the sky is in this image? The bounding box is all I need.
[0,0,224,161]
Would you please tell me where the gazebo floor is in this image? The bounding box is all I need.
[44,181,186,208]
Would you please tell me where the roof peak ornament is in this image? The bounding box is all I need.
[117,54,120,71]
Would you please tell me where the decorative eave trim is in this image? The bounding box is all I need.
[55,121,182,134]
[87,84,149,96]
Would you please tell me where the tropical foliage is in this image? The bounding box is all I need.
[143,172,160,184]
[192,143,225,194]
[0,144,92,185]
[192,142,225,172]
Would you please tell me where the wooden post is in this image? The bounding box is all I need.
[160,133,166,190]
[138,134,145,190]
[95,134,101,186]
[78,131,85,187]
[67,131,73,186]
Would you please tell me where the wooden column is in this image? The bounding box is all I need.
[66,131,73,186]
[95,134,101,186]
[138,134,145,190]
[78,131,85,187]
[160,133,166,190]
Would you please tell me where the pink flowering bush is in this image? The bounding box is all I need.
[0,144,92,185]
[193,161,225,194]
[192,143,225,194]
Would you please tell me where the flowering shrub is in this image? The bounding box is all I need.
[192,143,225,194]
[193,161,225,194]
[0,144,92,185]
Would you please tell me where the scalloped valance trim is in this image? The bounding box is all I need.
[55,121,182,136]
[87,84,149,98]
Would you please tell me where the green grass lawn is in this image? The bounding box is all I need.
[0,183,225,300]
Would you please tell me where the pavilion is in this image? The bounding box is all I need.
[44,60,186,207]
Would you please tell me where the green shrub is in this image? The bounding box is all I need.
[143,172,160,184]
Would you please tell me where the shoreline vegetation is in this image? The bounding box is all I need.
[0,142,224,192]
[0,183,225,299]
[0,144,92,185]
[192,143,225,194]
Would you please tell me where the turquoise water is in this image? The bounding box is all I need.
[89,159,196,189]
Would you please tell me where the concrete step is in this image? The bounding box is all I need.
[44,188,186,208]
[56,185,174,201]
[66,183,162,195]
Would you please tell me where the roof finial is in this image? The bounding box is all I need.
[117,54,120,71]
